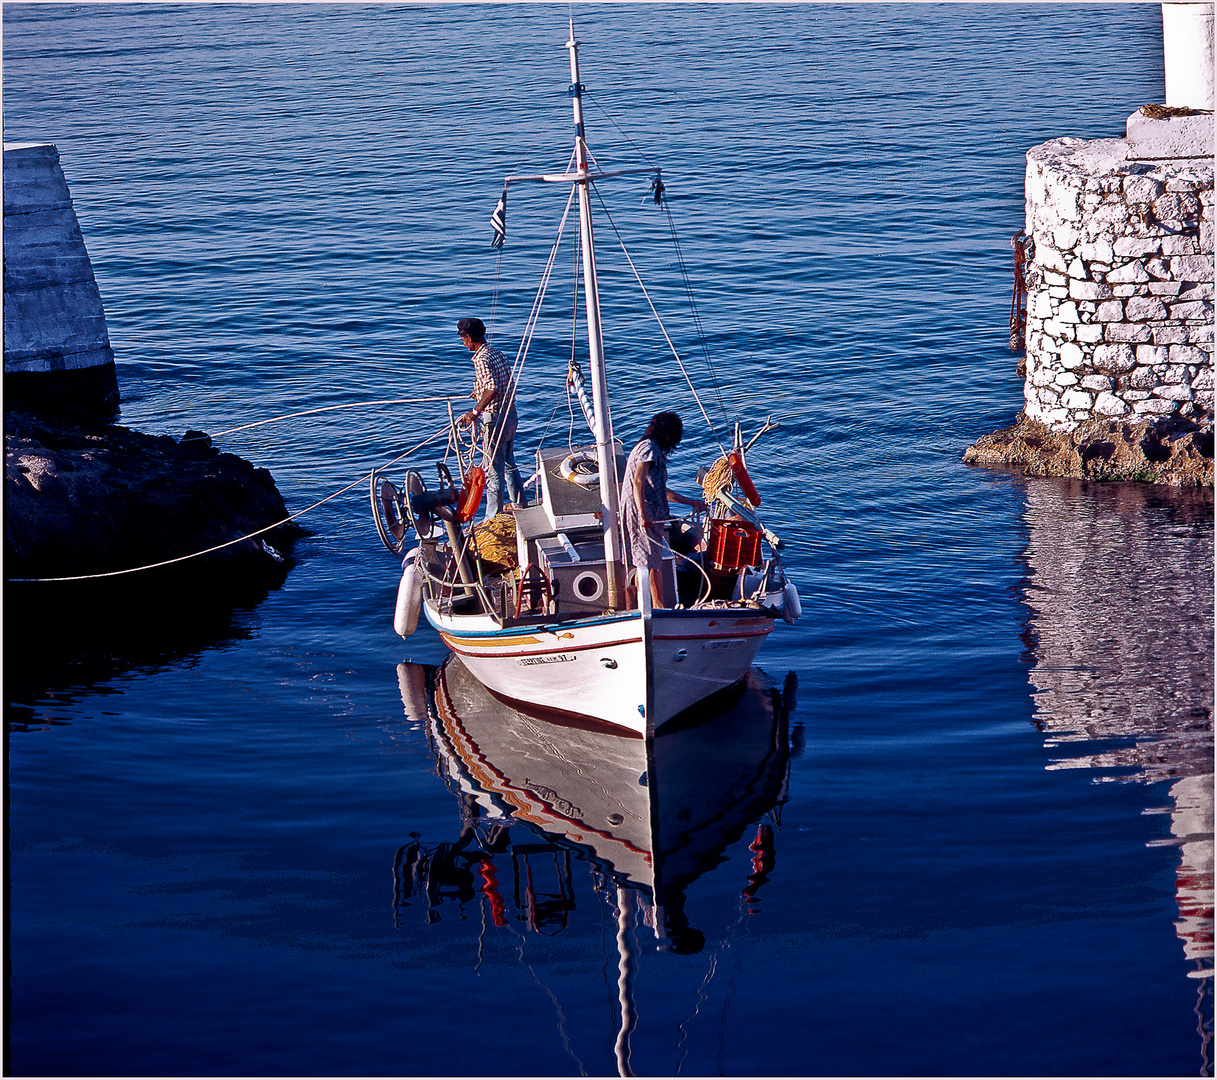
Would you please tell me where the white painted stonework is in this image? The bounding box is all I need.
[1021,136,1213,431]
[1162,1,1215,110]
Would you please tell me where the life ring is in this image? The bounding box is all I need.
[558,450,599,487]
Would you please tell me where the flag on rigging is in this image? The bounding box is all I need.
[490,188,507,249]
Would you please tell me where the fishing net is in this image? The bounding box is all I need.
[471,512,518,576]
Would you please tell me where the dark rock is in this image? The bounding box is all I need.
[5,409,303,584]
[963,411,1214,487]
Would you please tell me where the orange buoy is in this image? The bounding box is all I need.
[456,465,486,522]
[727,451,761,506]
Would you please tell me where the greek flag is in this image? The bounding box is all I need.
[490,188,507,249]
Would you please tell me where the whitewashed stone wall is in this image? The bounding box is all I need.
[1022,136,1213,431]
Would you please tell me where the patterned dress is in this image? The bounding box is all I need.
[619,437,669,573]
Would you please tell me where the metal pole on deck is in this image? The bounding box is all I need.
[567,21,624,608]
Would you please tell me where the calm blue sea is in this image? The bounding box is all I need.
[5,5,1213,1077]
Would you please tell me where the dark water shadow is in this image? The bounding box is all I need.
[4,568,287,731]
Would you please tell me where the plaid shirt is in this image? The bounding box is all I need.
[471,344,514,414]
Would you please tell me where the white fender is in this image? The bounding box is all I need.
[782,580,802,624]
[394,554,423,637]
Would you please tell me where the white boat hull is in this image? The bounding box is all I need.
[425,600,774,736]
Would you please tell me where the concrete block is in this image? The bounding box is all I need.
[1113,235,1163,258]
[1095,391,1130,415]
[1107,260,1151,283]
[1061,388,1094,409]
[1169,344,1210,367]
[1133,397,1178,415]
[1106,322,1152,343]
[1059,342,1085,369]
[4,281,111,358]
[1125,295,1170,321]
[1093,343,1137,373]
[1136,344,1170,366]
[2,144,72,213]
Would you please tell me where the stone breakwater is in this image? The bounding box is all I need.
[5,411,301,583]
[1020,136,1213,432]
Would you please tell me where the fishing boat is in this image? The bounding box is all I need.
[372,23,799,736]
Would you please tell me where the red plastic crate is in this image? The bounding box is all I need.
[707,517,762,571]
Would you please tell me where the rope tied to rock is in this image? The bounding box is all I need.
[8,424,451,583]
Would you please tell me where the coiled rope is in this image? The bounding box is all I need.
[10,422,451,583]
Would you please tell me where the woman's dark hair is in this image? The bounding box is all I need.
[643,411,683,453]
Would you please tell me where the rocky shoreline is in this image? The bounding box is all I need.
[964,411,1214,486]
[5,410,302,585]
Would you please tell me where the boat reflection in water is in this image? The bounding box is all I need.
[394,655,796,1072]
[1020,480,1213,1065]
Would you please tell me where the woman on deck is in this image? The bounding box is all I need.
[620,411,707,609]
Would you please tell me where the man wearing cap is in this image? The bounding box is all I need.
[456,317,525,519]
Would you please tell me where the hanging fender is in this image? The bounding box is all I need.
[456,465,486,522]
[394,552,423,637]
[558,449,599,487]
[781,580,802,624]
[728,450,761,506]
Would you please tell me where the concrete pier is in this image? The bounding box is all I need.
[3,142,119,412]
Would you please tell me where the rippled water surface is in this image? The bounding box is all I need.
[5,6,1213,1077]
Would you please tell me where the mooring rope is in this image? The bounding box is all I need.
[183,396,458,441]
[9,424,451,584]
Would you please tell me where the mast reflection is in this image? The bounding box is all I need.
[1019,480,1213,1064]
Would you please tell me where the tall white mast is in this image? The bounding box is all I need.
[566,21,624,607]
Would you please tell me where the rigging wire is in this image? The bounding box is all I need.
[661,199,731,428]
[481,183,578,473]
[589,182,728,456]
[584,91,732,429]
[183,396,459,441]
